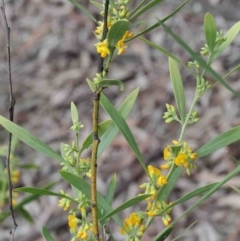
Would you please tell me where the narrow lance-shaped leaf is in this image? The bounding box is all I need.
[128,0,189,42]
[59,171,123,227]
[42,226,56,241]
[100,194,151,221]
[0,116,64,162]
[87,80,147,173]
[139,37,185,67]
[105,174,117,205]
[162,23,240,98]
[71,102,79,122]
[68,0,97,23]
[169,57,186,122]
[212,21,240,62]
[204,13,216,53]
[15,187,76,203]
[129,0,164,21]
[196,125,240,158]
[98,88,139,156]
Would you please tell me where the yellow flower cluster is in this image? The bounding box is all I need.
[120,213,145,240]
[146,200,172,226]
[161,140,197,175]
[68,214,93,241]
[11,170,20,184]
[95,29,133,58]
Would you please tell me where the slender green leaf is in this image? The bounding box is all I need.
[157,166,182,201]
[212,21,240,62]
[80,120,112,154]
[68,0,97,23]
[170,163,240,227]
[0,116,64,162]
[99,79,125,91]
[196,125,240,158]
[169,57,186,121]
[15,187,77,203]
[0,182,56,222]
[17,163,39,169]
[204,13,216,52]
[59,171,123,227]
[71,102,79,122]
[129,0,164,21]
[42,226,55,241]
[223,64,240,80]
[98,89,147,172]
[128,0,189,41]
[107,20,130,47]
[171,183,218,206]
[170,221,197,241]
[87,80,147,173]
[151,225,174,241]
[230,185,240,194]
[100,194,151,221]
[162,23,240,98]
[139,37,185,67]
[98,88,139,156]
[18,207,34,223]
[105,174,117,205]
[90,1,102,9]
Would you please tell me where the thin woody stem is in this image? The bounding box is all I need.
[91,0,109,240]
[91,88,102,241]
[0,0,17,240]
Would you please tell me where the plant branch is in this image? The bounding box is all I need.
[91,1,109,240]
[0,0,17,240]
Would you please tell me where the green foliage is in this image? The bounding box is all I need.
[204,13,217,53]
[168,58,186,122]
[0,116,64,162]
[197,126,240,158]
[42,226,56,241]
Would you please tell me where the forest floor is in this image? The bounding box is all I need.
[0,0,240,241]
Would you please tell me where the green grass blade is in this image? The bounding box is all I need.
[100,194,151,222]
[139,37,185,67]
[212,21,240,62]
[204,13,216,53]
[59,171,123,227]
[0,116,64,162]
[128,0,189,41]
[196,125,240,158]
[162,24,240,98]
[68,0,97,23]
[169,57,186,122]
[42,226,55,241]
